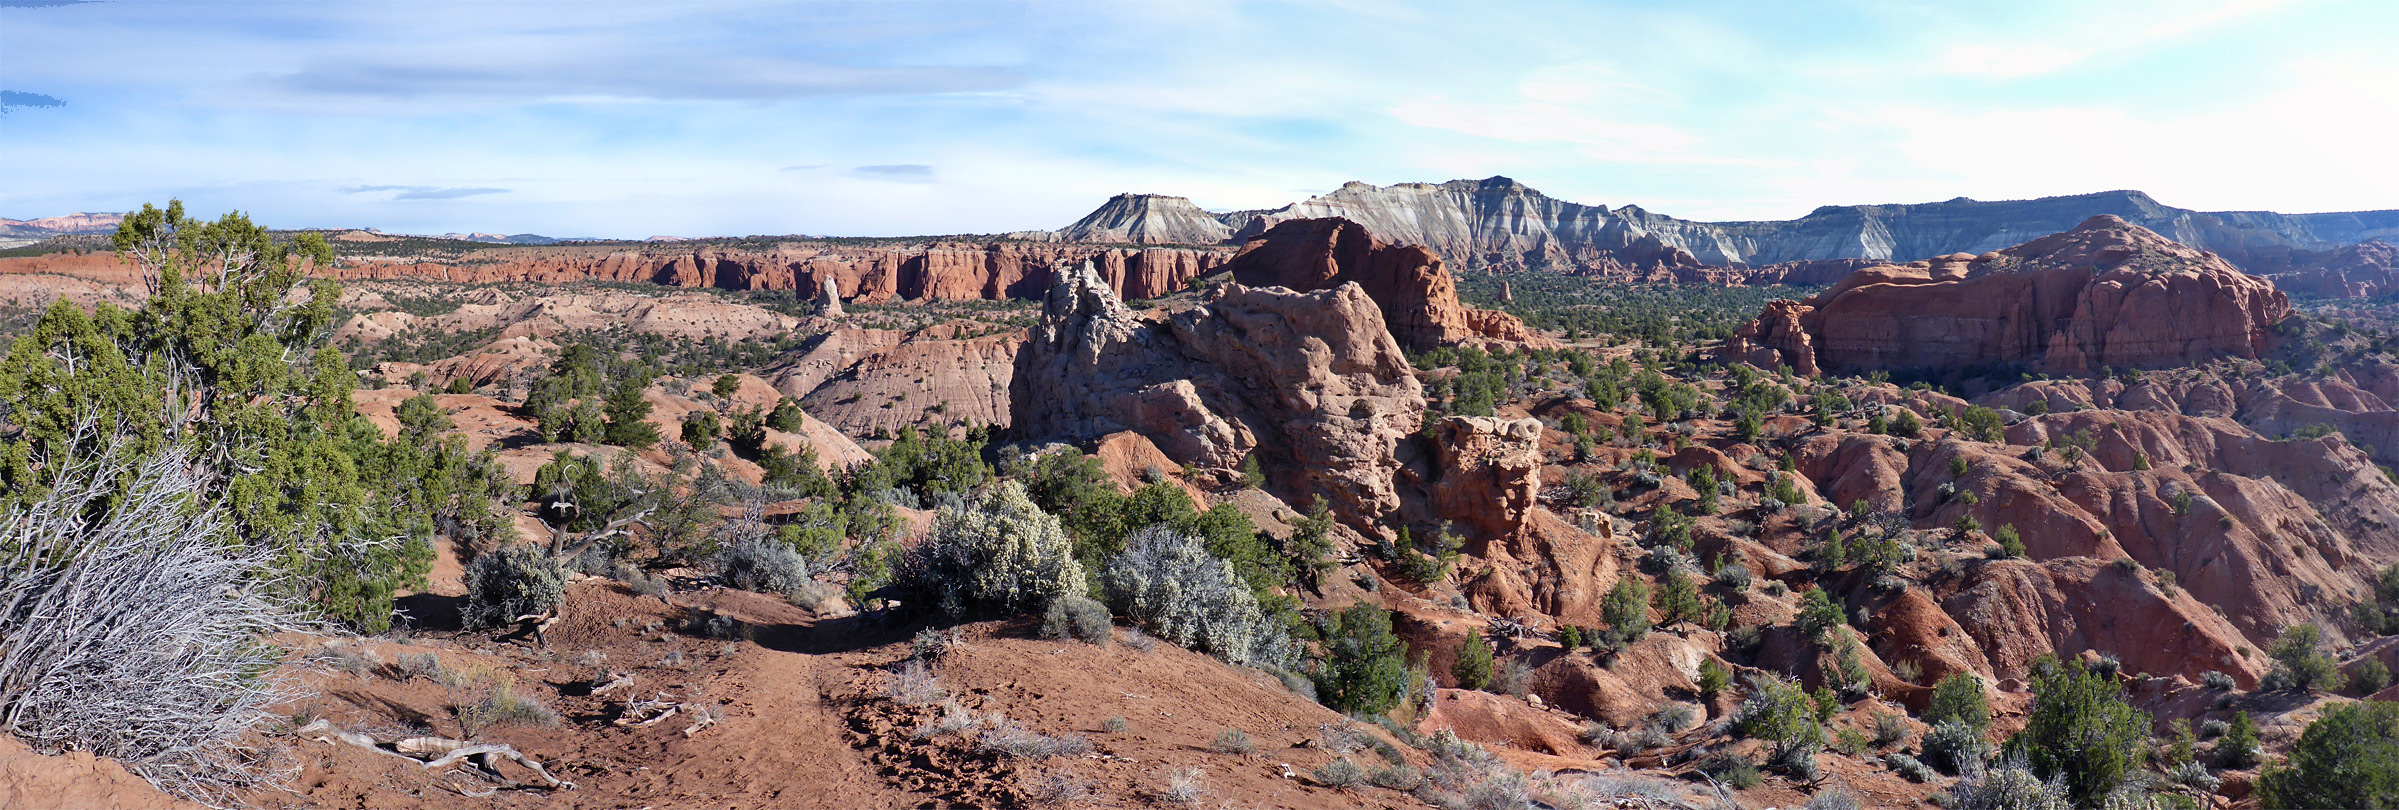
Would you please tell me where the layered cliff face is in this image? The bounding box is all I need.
[1220,217,1546,349]
[1044,177,2399,276]
[1012,261,1425,539]
[1720,216,2293,375]
[320,240,1230,304]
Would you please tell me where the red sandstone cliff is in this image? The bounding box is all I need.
[1220,217,1545,349]
[1722,216,2293,375]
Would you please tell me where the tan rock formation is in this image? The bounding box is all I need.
[1222,217,1546,349]
[1426,416,1544,541]
[1721,216,2293,375]
[1013,261,1424,539]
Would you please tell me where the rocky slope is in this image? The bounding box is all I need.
[1043,177,2399,276]
[1719,216,2293,375]
[1221,217,1546,349]
[2268,238,2399,299]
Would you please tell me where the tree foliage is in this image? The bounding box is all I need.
[2003,662,2149,807]
[2258,701,2399,809]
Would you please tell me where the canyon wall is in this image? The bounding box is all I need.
[1220,217,1545,349]
[321,241,1231,304]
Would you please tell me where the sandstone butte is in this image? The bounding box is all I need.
[1220,217,1548,350]
[1720,215,2293,376]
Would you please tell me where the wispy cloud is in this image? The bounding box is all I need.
[342,185,510,200]
[849,164,935,183]
[259,58,1017,105]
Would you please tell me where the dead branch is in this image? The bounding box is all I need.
[298,720,570,790]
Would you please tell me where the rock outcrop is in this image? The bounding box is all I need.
[1013,261,1425,538]
[815,274,845,317]
[1425,416,1544,541]
[1221,217,1545,349]
[1720,216,2293,375]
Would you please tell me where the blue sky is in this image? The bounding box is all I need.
[2,0,2393,238]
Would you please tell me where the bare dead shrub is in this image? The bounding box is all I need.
[1156,767,1206,806]
[977,714,1092,759]
[887,660,946,706]
[0,444,306,806]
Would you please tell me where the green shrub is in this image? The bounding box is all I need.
[1733,673,1824,771]
[1654,568,1704,626]
[1795,587,1845,642]
[1926,672,1992,731]
[2003,662,2149,807]
[2216,711,2260,769]
[1209,728,1254,755]
[1312,603,1410,716]
[462,544,567,629]
[1452,629,1494,690]
[1994,524,2026,558]
[1601,578,1652,645]
[2257,701,2399,809]
[2361,658,2394,696]
[1698,658,1731,697]
[2263,623,2346,693]
[1312,757,1366,789]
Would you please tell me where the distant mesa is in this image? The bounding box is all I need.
[1034,178,2399,282]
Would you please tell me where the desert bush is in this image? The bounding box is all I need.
[462,542,568,629]
[1028,771,1093,805]
[2165,760,2220,792]
[2257,700,2399,809]
[1874,711,1910,747]
[911,628,962,662]
[458,680,556,736]
[1886,752,1936,783]
[1698,658,1731,697]
[1922,719,1992,775]
[1101,525,1287,666]
[901,481,1087,619]
[1039,594,1113,646]
[717,534,810,596]
[2201,670,2237,691]
[1946,758,2071,810]
[977,715,1092,760]
[2198,718,2230,740]
[1700,752,1763,788]
[1368,764,1424,791]
[1491,658,1535,698]
[0,444,304,803]
[1733,673,1824,771]
[1210,728,1255,755]
[1100,716,1128,733]
[1805,786,1864,810]
[1313,757,1366,789]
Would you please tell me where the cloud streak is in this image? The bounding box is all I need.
[342,185,510,200]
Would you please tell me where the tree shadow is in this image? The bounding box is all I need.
[395,593,465,632]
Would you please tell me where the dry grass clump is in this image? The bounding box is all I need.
[887,659,947,706]
[457,679,557,736]
[977,714,1092,760]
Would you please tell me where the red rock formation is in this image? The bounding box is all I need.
[1221,217,1546,349]
[1720,216,2293,375]
[2272,238,2399,299]
[1427,416,1544,542]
